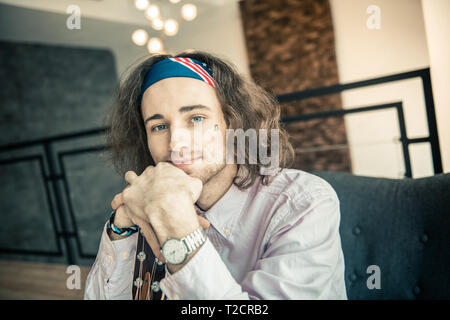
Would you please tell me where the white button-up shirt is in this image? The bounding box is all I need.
[84,168,348,299]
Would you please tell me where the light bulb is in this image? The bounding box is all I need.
[164,19,179,36]
[181,4,197,21]
[152,18,164,31]
[131,29,148,46]
[145,5,160,20]
[147,37,164,53]
[134,0,149,11]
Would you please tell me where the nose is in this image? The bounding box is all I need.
[169,127,192,159]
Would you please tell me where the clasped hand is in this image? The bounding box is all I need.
[110,162,210,263]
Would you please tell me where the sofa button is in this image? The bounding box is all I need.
[413,286,421,295]
[349,273,357,281]
[353,226,361,235]
[420,234,428,243]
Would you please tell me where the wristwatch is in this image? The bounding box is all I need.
[160,227,207,265]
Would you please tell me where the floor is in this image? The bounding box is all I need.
[0,260,91,300]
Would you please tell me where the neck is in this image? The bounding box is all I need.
[196,164,238,211]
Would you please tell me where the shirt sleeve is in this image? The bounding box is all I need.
[160,238,250,300]
[242,190,348,299]
[83,221,138,300]
[159,190,347,300]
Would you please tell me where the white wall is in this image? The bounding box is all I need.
[0,0,249,78]
[329,0,440,178]
[421,0,450,174]
[164,0,250,78]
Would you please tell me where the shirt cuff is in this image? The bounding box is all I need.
[159,238,248,300]
[97,221,138,281]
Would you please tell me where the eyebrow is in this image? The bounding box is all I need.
[144,104,211,127]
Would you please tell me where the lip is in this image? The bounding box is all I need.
[170,156,202,167]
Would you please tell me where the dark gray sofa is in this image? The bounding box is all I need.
[312,171,450,300]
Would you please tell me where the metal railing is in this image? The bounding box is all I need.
[0,68,442,264]
[277,68,442,177]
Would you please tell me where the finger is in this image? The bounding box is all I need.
[124,171,139,185]
[198,216,211,230]
[146,165,155,170]
[111,193,124,210]
[142,165,154,175]
[132,215,165,263]
[190,178,203,202]
[114,205,134,228]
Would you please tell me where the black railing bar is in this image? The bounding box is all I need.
[421,70,443,174]
[0,154,41,165]
[276,68,428,103]
[58,145,110,157]
[44,174,65,181]
[294,144,350,153]
[395,103,412,178]
[293,137,424,153]
[79,253,98,259]
[280,102,401,123]
[56,232,78,237]
[44,143,76,265]
[403,137,431,144]
[58,152,84,258]
[38,156,64,254]
[0,127,107,152]
[0,248,62,256]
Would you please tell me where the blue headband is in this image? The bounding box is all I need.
[140,57,216,104]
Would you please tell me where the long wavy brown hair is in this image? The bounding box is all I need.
[103,50,295,190]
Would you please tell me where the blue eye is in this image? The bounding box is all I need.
[191,116,204,123]
[152,124,167,132]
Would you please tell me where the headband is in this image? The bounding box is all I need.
[140,57,216,104]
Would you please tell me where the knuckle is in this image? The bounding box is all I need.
[122,188,132,201]
[124,170,133,178]
[141,166,153,177]
[156,162,169,169]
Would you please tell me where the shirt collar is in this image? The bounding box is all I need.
[195,182,252,239]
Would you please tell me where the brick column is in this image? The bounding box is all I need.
[239,0,352,172]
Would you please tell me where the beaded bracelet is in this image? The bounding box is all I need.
[107,210,139,236]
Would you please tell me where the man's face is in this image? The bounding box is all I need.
[141,77,228,184]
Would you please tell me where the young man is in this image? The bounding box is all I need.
[84,51,347,300]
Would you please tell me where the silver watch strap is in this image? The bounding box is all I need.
[181,227,206,254]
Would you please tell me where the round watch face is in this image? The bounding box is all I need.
[161,238,188,264]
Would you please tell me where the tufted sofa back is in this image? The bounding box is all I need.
[312,171,450,299]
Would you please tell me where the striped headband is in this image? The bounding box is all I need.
[140,57,216,103]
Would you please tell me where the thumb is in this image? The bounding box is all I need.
[189,178,203,202]
[197,215,211,230]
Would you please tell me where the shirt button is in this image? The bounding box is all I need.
[137,251,146,262]
[134,277,143,288]
[223,228,231,236]
[105,253,113,263]
[121,251,130,260]
[151,281,160,292]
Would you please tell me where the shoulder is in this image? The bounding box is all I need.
[260,168,339,206]
[258,169,341,238]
